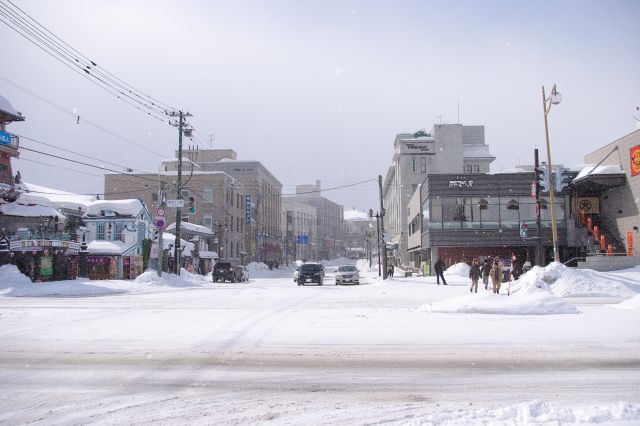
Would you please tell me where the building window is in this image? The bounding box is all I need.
[204,188,213,203]
[466,165,473,173]
[412,158,416,172]
[115,224,124,241]
[152,192,158,202]
[421,157,427,174]
[96,223,106,240]
[473,165,480,173]
[203,214,213,228]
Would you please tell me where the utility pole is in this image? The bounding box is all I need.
[378,175,388,279]
[169,110,193,275]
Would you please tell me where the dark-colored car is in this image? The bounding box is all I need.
[297,262,324,286]
[212,261,242,283]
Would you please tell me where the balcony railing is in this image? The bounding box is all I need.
[0,134,19,155]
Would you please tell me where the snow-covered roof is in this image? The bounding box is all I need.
[574,164,625,181]
[166,221,214,235]
[161,232,195,256]
[0,201,65,219]
[463,145,495,159]
[492,167,530,174]
[19,182,96,211]
[343,209,371,221]
[87,240,136,255]
[0,94,24,121]
[86,199,145,217]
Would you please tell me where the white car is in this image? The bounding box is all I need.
[335,264,360,285]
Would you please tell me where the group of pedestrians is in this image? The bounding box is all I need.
[469,257,505,293]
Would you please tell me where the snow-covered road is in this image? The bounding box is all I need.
[1,267,639,424]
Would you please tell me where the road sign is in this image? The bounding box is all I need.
[531,181,537,199]
[166,199,184,208]
[155,216,166,228]
[157,208,166,217]
[520,223,528,238]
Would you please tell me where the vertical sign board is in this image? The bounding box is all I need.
[631,145,640,176]
[627,231,634,257]
[0,130,11,146]
[245,195,252,224]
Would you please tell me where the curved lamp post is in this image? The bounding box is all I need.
[542,84,562,263]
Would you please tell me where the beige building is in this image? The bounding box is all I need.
[104,169,248,261]
[281,199,317,262]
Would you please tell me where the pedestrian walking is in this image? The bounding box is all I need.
[469,258,481,293]
[481,258,491,290]
[388,263,395,277]
[490,257,504,294]
[434,258,447,285]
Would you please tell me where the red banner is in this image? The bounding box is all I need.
[628,231,634,257]
[631,145,640,176]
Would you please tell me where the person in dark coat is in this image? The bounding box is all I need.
[481,258,492,290]
[388,263,395,277]
[469,258,481,293]
[434,258,447,285]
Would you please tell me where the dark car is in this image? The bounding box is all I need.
[212,261,242,283]
[297,262,324,286]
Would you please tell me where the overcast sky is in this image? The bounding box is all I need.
[2,0,639,211]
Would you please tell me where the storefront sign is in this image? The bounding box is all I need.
[87,256,112,264]
[245,195,252,224]
[9,240,80,251]
[449,180,474,188]
[627,231,634,256]
[401,141,435,154]
[531,181,537,199]
[166,199,184,208]
[40,255,53,276]
[631,145,640,176]
[0,130,11,146]
[575,197,600,214]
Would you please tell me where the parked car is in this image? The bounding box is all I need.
[212,261,242,283]
[335,264,360,285]
[297,262,324,286]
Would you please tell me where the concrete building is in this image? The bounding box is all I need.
[281,199,317,262]
[286,181,344,260]
[343,209,375,260]
[173,149,283,266]
[383,124,495,265]
[105,169,246,263]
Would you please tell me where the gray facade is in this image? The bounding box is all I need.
[383,124,495,264]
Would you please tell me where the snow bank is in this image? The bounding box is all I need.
[404,400,640,425]
[0,264,31,285]
[512,262,639,297]
[322,257,355,267]
[134,268,209,287]
[246,262,269,273]
[444,262,470,277]
[609,294,640,312]
[419,291,579,315]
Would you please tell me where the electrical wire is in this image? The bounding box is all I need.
[17,157,104,178]
[0,75,166,158]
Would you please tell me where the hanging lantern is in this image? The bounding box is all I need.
[593,225,599,242]
[600,235,606,252]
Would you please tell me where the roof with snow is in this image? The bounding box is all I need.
[0,94,24,122]
[19,182,96,211]
[87,240,136,256]
[86,199,145,217]
[166,221,214,235]
[0,201,65,219]
[344,209,371,221]
[574,164,625,181]
[463,145,495,159]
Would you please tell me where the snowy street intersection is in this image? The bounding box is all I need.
[1,264,640,424]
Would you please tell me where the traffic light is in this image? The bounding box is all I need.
[188,196,196,214]
[535,164,548,193]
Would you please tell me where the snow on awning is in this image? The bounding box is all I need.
[87,240,135,256]
[166,221,214,235]
[571,164,626,191]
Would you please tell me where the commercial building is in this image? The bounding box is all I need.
[281,198,317,262]
[383,124,495,265]
[343,209,375,260]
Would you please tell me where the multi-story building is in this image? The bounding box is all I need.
[105,168,246,263]
[166,149,282,266]
[287,181,344,260]
[343,209,374,260]
[281,199,317,262]
[383,124,495,265]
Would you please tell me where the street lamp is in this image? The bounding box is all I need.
[542,84,562,263]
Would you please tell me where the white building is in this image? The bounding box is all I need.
[383,124,495,265]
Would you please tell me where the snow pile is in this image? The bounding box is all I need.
[322,257,356,267]
[509,265,551,295]
[609,294,640,312]
[420,291,579,315]
[0,265,123,297]
[246,262,269,273]
[0,264,32,285]
[404,400,640,425]
[134,268,209,287]
[444,262,470,277]
[513,262,639,297]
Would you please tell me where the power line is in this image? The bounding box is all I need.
[17,157,104,178]
[0,75,166,158]
[0,0,178,122]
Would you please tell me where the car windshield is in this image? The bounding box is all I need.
[214,263,231,270]
[338,265,357,272]
[300,264,320,272]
